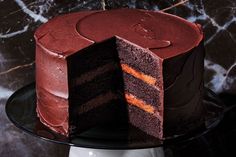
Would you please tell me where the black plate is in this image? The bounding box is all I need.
[5,83,224,149]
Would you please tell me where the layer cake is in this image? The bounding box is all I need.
[34,8,206,139]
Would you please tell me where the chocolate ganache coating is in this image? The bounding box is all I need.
[34,8,205,138]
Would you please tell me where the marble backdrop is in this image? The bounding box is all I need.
[0,0,235,157]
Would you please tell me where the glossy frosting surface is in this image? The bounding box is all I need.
[35,8,203,59]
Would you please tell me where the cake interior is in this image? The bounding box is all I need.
[66,36,164,138]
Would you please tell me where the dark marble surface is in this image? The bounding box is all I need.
[0,0,236,157]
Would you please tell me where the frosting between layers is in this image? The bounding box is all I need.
[76,91,162,119]
[125,93,161,119]
[78,91,118,114]
[72,62,118,86]
[121,64,159,89]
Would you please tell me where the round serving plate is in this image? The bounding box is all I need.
[5,83,225,149]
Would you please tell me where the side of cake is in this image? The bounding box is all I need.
[34,8,205,139]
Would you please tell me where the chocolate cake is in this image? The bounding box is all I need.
[34,8,205,139]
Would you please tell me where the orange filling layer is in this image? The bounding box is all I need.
[125,93,155,114]
[121,64,157,87]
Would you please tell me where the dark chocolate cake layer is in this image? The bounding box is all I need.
[35,8,205,139]
[122,72,160,106]
[69,70,122,104]
[70,96,128,135]
[67,37,118,77]
[127,104,162,138]
[116,37,163,87]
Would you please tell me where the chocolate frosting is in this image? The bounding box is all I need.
[35,9,203,59]
[34,8,205,137]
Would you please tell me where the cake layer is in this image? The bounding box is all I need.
[70,99,128,134]
[116,37,163,89]
[70,69,123,104]
[122,72,160,107]
[128,104,162,138]
[67,37,118,78]
[71,62,118,86]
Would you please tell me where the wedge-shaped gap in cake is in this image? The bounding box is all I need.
[66,36,164,139]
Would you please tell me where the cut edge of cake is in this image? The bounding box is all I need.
[65,36,165,138]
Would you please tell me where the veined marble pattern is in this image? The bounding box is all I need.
[0,0,236,157]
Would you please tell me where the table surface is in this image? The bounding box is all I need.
[0,0,236,157]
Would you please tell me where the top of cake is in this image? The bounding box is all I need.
[34,8,203,59]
